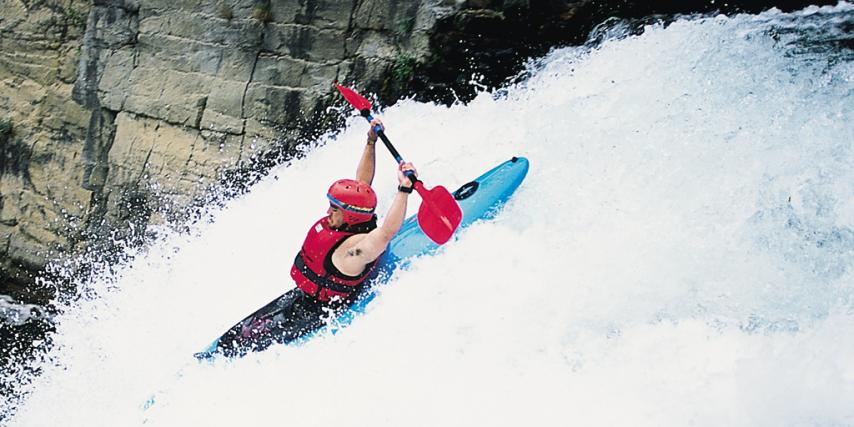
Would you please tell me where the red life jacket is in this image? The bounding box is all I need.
[290,217,378,303]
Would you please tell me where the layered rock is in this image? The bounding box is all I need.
[1,0,92,291]
[2,0,448,297]
[70,0,445,241]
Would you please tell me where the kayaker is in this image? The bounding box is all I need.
[213,119,417,357]
[290,118,417,302]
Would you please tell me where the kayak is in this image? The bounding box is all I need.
[194,156,529,360]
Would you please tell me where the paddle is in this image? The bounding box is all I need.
[335,84,462,245]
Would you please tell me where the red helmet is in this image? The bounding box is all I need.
[327,179,377,225]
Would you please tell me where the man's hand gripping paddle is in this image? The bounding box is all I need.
[336,84,462,245]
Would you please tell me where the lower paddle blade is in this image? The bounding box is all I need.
[415,183,463,245]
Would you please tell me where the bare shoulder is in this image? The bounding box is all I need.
[336,234,369,257]
[331,234,371,276]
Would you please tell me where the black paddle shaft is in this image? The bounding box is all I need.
[361,109,417,184]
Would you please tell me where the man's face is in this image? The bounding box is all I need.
[327,204,345,229]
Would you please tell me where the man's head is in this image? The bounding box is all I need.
[326,179,377,228]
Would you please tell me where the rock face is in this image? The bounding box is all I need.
[1,0,92,291]
[0,0,836,299]
[1,0,447,295]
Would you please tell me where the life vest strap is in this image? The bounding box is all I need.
[293,253,358,296]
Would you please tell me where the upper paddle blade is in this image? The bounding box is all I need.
[414,183,463,245]
[335,84,373,111]
[336,84,459,243]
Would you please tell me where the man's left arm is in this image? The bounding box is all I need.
[335,190,409,273]
[355,119,381,185]
[334,163,415,274]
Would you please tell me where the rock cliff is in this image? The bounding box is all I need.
[1,0,92,295]
[2,0,448,297]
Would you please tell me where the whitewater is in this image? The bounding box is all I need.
[3,3,853,426]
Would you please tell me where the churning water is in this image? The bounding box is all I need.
[3,3,853,426]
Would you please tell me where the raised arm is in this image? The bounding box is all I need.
[355,119,382,185]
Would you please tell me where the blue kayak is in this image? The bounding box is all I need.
[195,156,529,359]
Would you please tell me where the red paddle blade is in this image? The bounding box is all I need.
[414,183,463,245]
[335,84,373,111]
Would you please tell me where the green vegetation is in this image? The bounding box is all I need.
[252,2,272,23]
[64,7,87,28]
[392,53,417,85]
[0,119,12,142]
[395,16,416,38]
[0,119,30,178]
[217,3,234,20]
